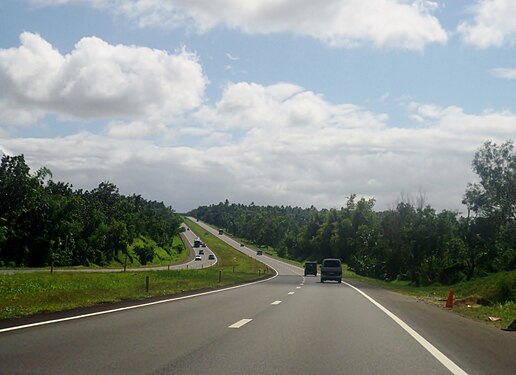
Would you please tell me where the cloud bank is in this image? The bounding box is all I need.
[1,31,514,213]
[30,0,447,50]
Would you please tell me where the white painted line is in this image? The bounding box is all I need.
[271,300,282,305]
[288,292,295,295]
[0,266,280,334]
[296,287,301,289]
[229,319,252,328]
[343,281,468,375]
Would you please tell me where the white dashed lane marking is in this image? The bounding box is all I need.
[288,292,295,295]
[228,319,252,328]
[271,301,282,305]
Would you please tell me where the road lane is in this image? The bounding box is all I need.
[160,275,452,375]
[189,218,516,375]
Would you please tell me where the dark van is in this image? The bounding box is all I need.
[304,261,317,276]
[320,258,342,283]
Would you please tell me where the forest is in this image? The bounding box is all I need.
[189,140,515,286]
[0,154,183,267]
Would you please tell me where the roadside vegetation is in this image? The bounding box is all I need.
[342,266,516,330]
[0,220,270,320]
[0,154,183,269]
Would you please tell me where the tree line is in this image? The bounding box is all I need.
[189,140,515,285]
[0,154,183,267]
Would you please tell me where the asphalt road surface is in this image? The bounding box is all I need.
[0,219,514,374]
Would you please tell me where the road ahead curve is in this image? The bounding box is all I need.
[0,219,514,374]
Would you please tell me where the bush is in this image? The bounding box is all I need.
[494,276,515,303]
[133,245,155,265]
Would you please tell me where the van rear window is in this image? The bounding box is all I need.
[323,260,341,267]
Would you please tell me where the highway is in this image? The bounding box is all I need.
[0,220,514,374]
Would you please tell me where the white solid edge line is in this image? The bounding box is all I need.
[0,266,279,334]
[228,318,252,328]
[343,281,468,375]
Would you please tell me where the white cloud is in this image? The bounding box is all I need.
[30,0,447,50]
[195,82,387,131]
[3,82,515,213]
[0,32,207,127]
[457,0,516,48]
[226,53,240,61]
[491,67,516,79]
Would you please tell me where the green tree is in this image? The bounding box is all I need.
[462,140,515,276]
[463,140,515,221]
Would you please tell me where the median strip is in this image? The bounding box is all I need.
[229,319,252,328]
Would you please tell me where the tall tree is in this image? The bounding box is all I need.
[463,140,515,221]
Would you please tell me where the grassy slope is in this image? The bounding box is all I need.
[0,224,271,320]
[108,235,189,268]
[341,268,515,330]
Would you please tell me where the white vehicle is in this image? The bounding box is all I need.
[195,255,202,261]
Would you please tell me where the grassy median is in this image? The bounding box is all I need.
[0,221,271,320]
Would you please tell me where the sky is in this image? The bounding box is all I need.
[0,0,515,213]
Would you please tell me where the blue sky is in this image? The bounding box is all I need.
[1,0,515,213]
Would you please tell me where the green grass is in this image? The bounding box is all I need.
[0,221,272,320]
[216,233,305,268]
[342,265,516,330]
[0,269,264,319]
[183,218,270,274]
[103,235,189,269]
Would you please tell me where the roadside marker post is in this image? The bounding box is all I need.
[145,276,150,293]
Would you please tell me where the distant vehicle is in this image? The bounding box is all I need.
[240,243,245,247]
[304,261,317,276]
[256,250,263,255]
[208,254,215,260]
[195,255,202,261]
[218,229,224,235]
[199,249,204,255]
[193,238,201,248]
[320,258,342,283]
